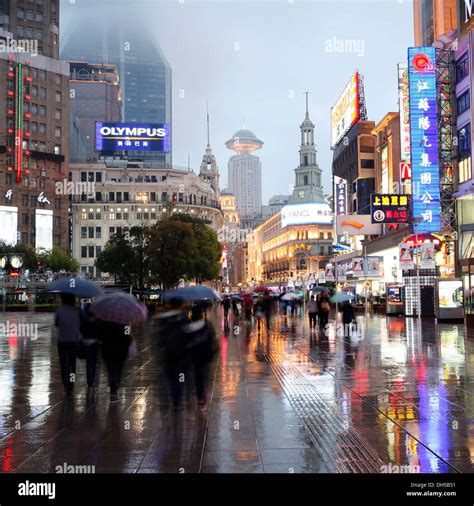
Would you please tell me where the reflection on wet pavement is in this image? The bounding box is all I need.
[0,309,473,473]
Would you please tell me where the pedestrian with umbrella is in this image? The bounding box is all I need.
[49,277,103,397]
[318,291,331,334]
[91,292,147,403]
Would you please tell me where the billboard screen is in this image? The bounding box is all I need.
[438,279,463,308]
[281,203,333,227]
[0,206,18,246]
[331,72,360,148]
[408,47,441,233]
[35,209,53,251]
[96,123,170,152]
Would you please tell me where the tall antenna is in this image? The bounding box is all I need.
[243,116,246,129]
[206,99,210,147]
[187,154,190,171]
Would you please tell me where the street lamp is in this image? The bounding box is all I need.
[411,217,423,321]
[360,239,368,324]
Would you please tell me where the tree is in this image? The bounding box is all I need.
[37,247,79,272]
[148,219,197,289]
[95,231,134,284]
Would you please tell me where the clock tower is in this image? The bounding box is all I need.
[289,93,325,204]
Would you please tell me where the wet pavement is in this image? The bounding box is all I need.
[0,308,474,473]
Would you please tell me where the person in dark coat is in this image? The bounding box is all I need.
[184,304,218,408]
[222,297,231,319]
[341,300,356,338]
[262,291,273,329]
[54,293,81,395]
[80,302,101,391]
[98,320,132,402]
[156,298,191,408]
[318,291,330,332]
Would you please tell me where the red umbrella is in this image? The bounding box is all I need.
[253,286,268,294]
[91,292,148,325]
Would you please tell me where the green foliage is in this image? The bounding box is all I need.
[37,247,80,272]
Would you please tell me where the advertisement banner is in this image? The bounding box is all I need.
[96,122,170,152]
[419,242,435,269]
[0,206,18,246]
[399,243,414,269]
[36,209,53,251]
[352,257,364,277]
[336,215,382,236]
[365,256,382,277]
[387,284,403,305]
[438,279,463,308]
[337,263,347,281]
[325,263,335,281]
[408,47,441,232]
[281,203,333,227]
[317,271,325,284]
[398,63,411,162]
[331,72,360,148]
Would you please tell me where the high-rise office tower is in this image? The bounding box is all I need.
[60,0,172,167]
[0,0,70,251]
[226,127,263,217]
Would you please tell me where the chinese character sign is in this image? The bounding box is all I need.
[371,194,410,224]
[408,47,441,233]
[398,63,411,161]
[335,178,347,215]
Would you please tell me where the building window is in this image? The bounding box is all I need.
[55,127,61,138]
[39,105,46,116]
[81,246,87,258]
[459,157,472,183]
[55,109,61,120]
[109,192,115,202]
[96,246,102,257]
[31,85,38,97]
[39,124,46,134]
[81,227,87,239]
[95,172,102,182]
[55,75,61,85]
[96,227,101,239]
[458,123,471,160]
[457,91,470,115]
[88,246,94,258]
[361,159,375,169]
[39,87,46,99]
[81,172,87,182]
[54,145,61,155]
[109,227,115,237]
[88,227,94,239]
[55,91,62,102]
[456,52,469,83]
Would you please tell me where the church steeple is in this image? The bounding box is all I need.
[199,103,220,194]
[289,93,325,204]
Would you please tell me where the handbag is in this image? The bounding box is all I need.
[128,339,138,358]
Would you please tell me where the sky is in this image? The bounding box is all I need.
[61,0,414,203]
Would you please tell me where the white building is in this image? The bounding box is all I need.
[226,128,263,218]
[70,160,223,277]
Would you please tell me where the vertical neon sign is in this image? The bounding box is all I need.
[408,47,441,233]
[15,63,23,184]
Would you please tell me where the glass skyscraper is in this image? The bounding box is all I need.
[60,0,172,166]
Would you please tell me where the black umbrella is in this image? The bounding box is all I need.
[47,277,104,297]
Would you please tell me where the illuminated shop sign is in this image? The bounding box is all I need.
[331,72,360,148]
[371,194,410,224]
[281,203,333,227]
[335,178,347,215]
[96,122,170,152]
[408,47,441,233]
[398,63,411,162]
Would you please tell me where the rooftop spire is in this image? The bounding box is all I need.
[304,91,309,119]
[243,117,246,129]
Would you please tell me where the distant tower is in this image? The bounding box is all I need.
[289,92,325,204]
[199,106,220,194]
[226,126,264,217]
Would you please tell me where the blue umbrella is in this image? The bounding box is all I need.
[47,277,104,297]
[330,292,355,303]
[164,285,222,302]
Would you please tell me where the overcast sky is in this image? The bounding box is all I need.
[62,0,414,202]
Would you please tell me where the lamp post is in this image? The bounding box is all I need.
[411,217,423,321]
[361,239,368,324]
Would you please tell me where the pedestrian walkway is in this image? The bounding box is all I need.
[0,310,473,473]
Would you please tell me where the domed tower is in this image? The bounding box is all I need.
[289,93,325,204]
[226,126,264,217]
[199,108,220,194]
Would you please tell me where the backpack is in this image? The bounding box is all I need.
[321,301,330,312]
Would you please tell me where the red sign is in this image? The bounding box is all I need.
[400,161,411,182]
